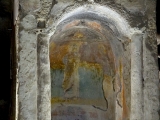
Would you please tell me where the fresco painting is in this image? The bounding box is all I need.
[50,30,115,119]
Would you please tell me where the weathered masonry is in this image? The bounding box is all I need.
[14,0,160,120]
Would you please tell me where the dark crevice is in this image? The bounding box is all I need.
[156,0,160,72]
[92,104,108,111]
[92,77,108,111]
[112,77,116,92]
[156,0,160,34]
[116,100,122,108]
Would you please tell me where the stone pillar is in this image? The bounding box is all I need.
[37,34,51,120]
[131,33,143,120]
[18,15,38,120]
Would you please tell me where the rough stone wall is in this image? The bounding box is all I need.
[16,0,159,120]
[143,1,160,119]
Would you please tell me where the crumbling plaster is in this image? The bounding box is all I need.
[15,0,159,120]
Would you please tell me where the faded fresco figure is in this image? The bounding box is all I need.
[62,42,81,99]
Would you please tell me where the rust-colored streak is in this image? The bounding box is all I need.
[122,83,128,119]
[122,63,128,119]
[119,60,129,119]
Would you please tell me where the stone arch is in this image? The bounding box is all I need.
[48,4,137,120]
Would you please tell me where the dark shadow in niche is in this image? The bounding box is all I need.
[156,0,160,34]
[157,0,160,71]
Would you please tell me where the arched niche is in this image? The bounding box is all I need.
[49,5,134,120]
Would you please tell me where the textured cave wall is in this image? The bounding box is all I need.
[15,0,159,120]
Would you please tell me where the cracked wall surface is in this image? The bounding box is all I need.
[16,0,159,120]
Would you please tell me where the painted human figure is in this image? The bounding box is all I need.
[62,42,81,99]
